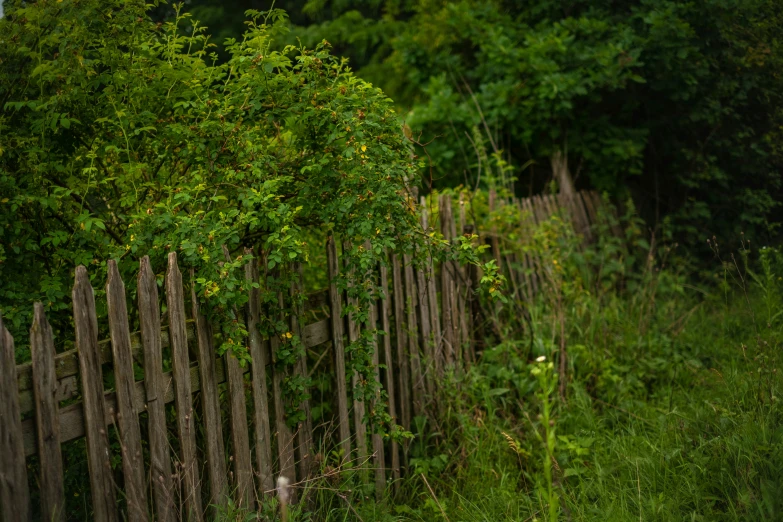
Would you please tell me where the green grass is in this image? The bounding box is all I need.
[396,288,782,522]
[215,229,783,522]
[217,289,782,521]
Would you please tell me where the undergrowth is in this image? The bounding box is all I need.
[215,201,782,521]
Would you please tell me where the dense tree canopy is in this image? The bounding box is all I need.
[163,0,783,248]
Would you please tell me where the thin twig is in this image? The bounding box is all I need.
[421,473,450,521]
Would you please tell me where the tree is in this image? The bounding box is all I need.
[186,0,782,249]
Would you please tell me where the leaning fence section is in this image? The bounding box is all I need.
[0,190,604,521]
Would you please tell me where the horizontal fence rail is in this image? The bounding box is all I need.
[0,190,605,521]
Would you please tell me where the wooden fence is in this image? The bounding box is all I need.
[0,190,604,521]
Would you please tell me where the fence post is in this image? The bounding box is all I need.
[391,253,411,439]
[221,247,254,510]
[106,260,149,522]
[191,271,228,512]
[417,200,438,384]
[245,250,275,496]
[369,286,386,498]
[403,254,424,417]
[138,257,176,522]
[291,263,314,483]
[72,266,118,522]
[0,313,30,522]
[379,262,401,488]
[270,289,297,494]
[165,253,204,522]
[30,303,65,522]
[439,194,457,368]
[327,237,352,463]
[343,242,369,479]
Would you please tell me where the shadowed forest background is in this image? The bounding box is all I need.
[148,0,783,250]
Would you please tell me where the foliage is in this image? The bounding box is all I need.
[168,0,783,252]
[206,207,783,521]
[0,0,501,443]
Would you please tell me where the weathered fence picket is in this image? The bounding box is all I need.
[270,290,297,492]
[30,303,65,522]
[391,253,412,438]
[245,249,275,496]
[327,237,352,462]
[138,256,176,522]
[344,242,369,477]
[191,271,228,513]
[403,253,425,417]
[292,265,315,483]
[379,263,401,486]
[73,266,118,522]
[106,260,149,522]
[0,312,29,522]
[166,253,204,522]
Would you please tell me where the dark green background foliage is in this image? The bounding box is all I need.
[150,0,783,249]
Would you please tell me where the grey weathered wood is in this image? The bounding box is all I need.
[291,264,314,482]
[541,193,555,219]
[456,197,471,365]
[369,296,386,498]
[420,197,442,375]
[327,237,351,460]
[270,292,297,491]
[439,194,457,367]
[391,254,411,433]
[403,254,424,416]
[30,303,65,522]
[343,242,368,475]
[20,317,331,456]
[106,260,149,522]
[521,197,542,295]
[72,266,118,522]
[488,189,502,265]
[557,193,576,236]
[137,257,175,522]
[531,195,547,223]
[582,191,599,227]
[15,289,332,412]
[165,253,203,522]
[0,313,30,522]
[414,256,433,394]
[244,251,275,495]
[226,349,253,509]
[572,193,593,241]
[221,247,254,510]
[191,273,228,511]
[379,264,400,486]
[418,199,440,383]
[270,352,296,487]
[513,198,534,300]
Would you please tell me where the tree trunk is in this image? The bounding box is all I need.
[551,149,575,197]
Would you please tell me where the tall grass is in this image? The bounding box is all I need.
[217,203,782,521]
